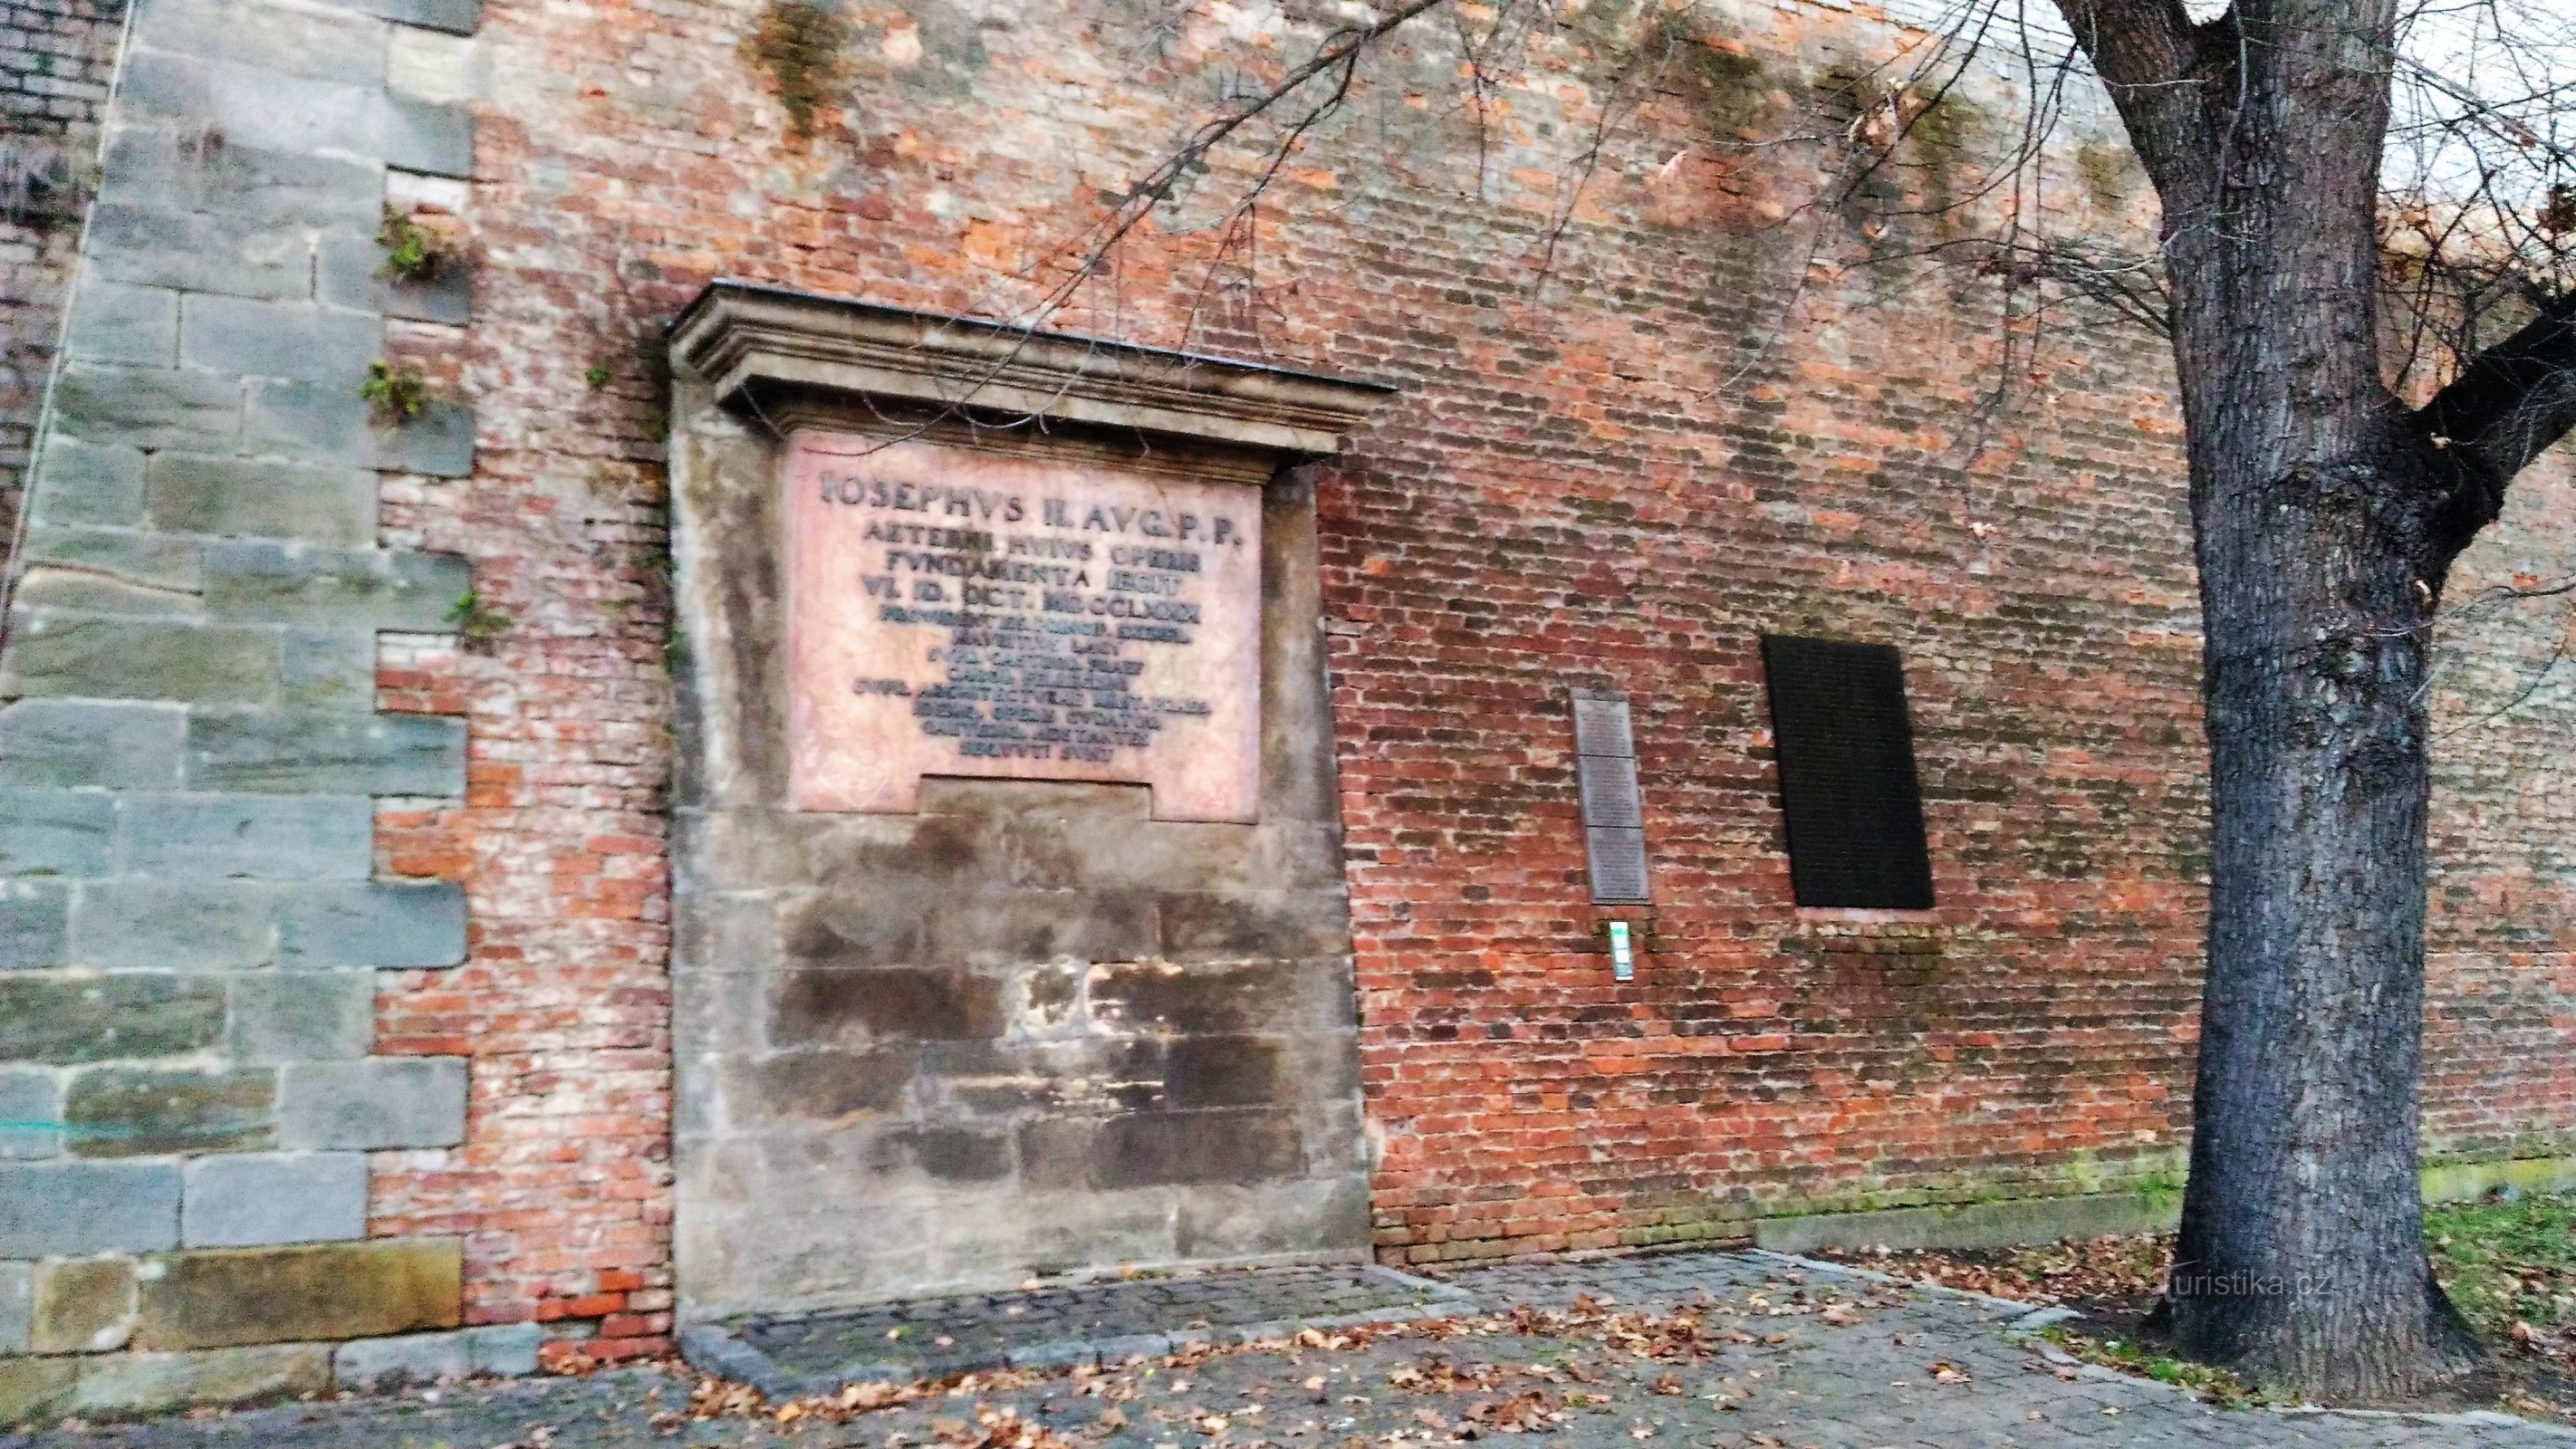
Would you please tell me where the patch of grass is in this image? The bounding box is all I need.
[445,589,511,644]
[360,360,432,422]
[376,206,456,283]
[2430,1190,2576,1341]
[2039,1325,2284,1409]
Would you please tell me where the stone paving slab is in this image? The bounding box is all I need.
[684,1263,1476,1394]
[11,1247,2574,1447]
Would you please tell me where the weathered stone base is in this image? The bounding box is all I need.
[0,1235,545,1425]
[0,1325,543,1425]
[678,1262,1473,1399]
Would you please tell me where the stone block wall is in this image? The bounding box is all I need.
[666,385,1370,1318]
[0,0,532,1417]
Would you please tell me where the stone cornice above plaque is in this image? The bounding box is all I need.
[670,280,1397,458]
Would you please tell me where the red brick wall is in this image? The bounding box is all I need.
[428,0,2576,1305]
[0,0,125,540]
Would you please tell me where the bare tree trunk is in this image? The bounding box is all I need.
[2055,0,2501,1397]
[2166,413,2488,1395]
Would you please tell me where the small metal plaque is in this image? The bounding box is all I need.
[1584,826,1651,904]
[1576,753,1643,829]
[1572,689,1651,904]
[1572,696,1636,758]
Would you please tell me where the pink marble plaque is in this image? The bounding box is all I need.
[785,433,1264,822]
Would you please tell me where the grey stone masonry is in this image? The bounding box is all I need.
[180,1151,367,1246]
[0,0,480,1395]
[0,1159,180,1256]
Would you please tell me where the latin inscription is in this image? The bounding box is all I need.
[786,436,1263,821]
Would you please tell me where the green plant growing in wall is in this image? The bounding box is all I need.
[376,206,457,283]
[584,362,611,389]
[446,589,511,644]
[741,0,850,140]
[361,360,433,423]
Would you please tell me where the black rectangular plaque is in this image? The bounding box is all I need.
[1572,690,1651,904]
[1759,635,1934,909]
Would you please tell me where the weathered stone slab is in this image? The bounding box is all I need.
[182,1151,368,1246]
[145,454,377,544]
[0,788,114,875]
[0,702,185,790]
[118,51,377,160]
[0,1159,181,1255]
[379,94,474,177]
[0,1069,59,1159]
[185,711,465,795]
[783,435,1263,822]
[133,1238,463,1349]
[242,379,374,468]
[0,616,278,705]
[1020,1108,1303,1191]
[0,1358,77,1425]
[318,227,471,323]
[0,974,226,1062]
[83,205,312,304]
[67,281,180,367]
[0,1260,28,1353]
[200,542,471,629]
[275,1057,466,1148]
[312,0,480,36]
[70,1342,332,1416]
[178,295,380,386]
[1750,1191,2181,1254]
[0,882,69,968]
[27,437,148,529]
[225,970,375,1061]
[277,628,380,711]
[10,566,202,619]
[332,1328,467,1390]
[32,1253,138,1353]
[97,126,381,227]
[21,525,202,592]
[117,793,372,879]
[69,880,278,969]
[49,362,244,453]
[327,1322,543,1388]
[467,1321,542,1377]
[130,0,391,85]
[371,398,476,477]
[276,881,466,966]
[63,1065,275,1157]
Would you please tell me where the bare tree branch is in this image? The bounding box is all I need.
[2416,287,2576,485]
[2049,0,2209,187]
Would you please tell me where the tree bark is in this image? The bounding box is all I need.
[2056,0,2503,1397]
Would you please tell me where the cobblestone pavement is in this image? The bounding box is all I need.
[717,1266,1469,1387]
[10,1249,2571,1448]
